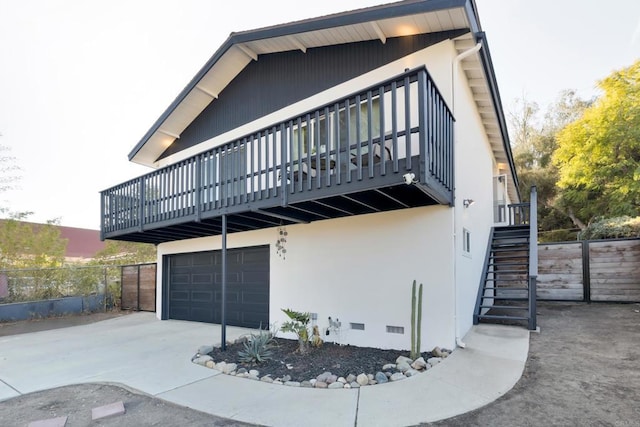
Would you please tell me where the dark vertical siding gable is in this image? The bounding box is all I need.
[159,29,467,160]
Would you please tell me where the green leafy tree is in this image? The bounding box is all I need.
[90,240,156,266]
[554,60,640,227]
[509,92,590,239]
[0,215,67,269]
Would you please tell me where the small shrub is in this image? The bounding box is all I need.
[280,308,310,354]
[237,329,275,364]
[578,216,640,240]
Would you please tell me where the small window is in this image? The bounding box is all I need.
[350,322,365,331]
[463,228,471,254]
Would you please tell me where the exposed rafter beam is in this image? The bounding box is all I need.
[375,188,410,208]
[251,208,309,224]
[158,128,180,139]
[290,36,307,53]
[237,44,258,61]
[195,85,219,99]
[370,21,387,44]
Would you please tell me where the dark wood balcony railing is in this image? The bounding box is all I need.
[101,66,454,242]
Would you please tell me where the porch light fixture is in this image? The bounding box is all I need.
[463,199,475,208]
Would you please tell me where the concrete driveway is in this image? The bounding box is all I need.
[0,312,529,427]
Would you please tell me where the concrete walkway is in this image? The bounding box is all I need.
[0,313,529,426]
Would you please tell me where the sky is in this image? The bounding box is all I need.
[0,0,639,230]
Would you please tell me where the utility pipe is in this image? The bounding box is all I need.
[451,41,482,350]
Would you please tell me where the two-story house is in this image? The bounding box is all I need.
[100,0,534,351]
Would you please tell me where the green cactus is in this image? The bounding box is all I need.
[410,280,423,360]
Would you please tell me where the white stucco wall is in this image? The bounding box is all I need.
[157,206,456,350]
[151,39,504,351]
[450,44,499,343]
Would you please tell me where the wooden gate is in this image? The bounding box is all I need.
[121,263,156,311]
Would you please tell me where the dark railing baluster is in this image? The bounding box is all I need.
[334,103,341,185]
[345,98,352,183]
[355,94,362,181]
[379,85,386,176]
[417,70,427,184]
[366,91,374,179]
[404,76,412,171]
[391,81,399,173]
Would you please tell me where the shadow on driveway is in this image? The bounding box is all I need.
[425,302,640,426]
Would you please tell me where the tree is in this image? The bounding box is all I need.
[0,140,21,211]
[90,240,156,266]
[554,60,640,227]
[509,92,590,239]
[0,215,67,269]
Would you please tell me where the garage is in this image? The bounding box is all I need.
[165,245,269,328]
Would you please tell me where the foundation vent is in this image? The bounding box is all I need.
[386,325,404,334]
[350,322,365,331]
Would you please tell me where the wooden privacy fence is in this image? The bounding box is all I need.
[537,238,640,302]
[121,263,156,311]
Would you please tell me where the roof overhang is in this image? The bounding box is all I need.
[128,0,520,201]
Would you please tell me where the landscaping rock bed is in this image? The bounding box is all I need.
[192,338,451,388]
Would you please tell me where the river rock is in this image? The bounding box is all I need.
[390,372,406,381]
[260,376,273,383]
[326,374,338,384]
[197,345,214,355]
[375,372,388,384]
[346,374,356,383]
[249,369,260,377]
[382,363,396,371]
[396,355,413,365]
[404,369,419,377]
[205,360,215,369]
[222,363,237,374]
[237,368,247,375]
[337,377,347,384]
[192,355,213,366]
[397,361,411,372]
[315,381,328,389]
[356,373,369,386]
[411,357,427,370]
[350,381,360,388]
[427,357,442,366]
[301,381,313,388]
[282,375,292,382]
[328,382,344,389]
[285,381,300,387]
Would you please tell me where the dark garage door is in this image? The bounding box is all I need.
[167,245,269,328]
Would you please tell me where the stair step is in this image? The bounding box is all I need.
[476,314,530,321]
[479,305,528,310]
[491,246,529,251]
[482,286,529,290]
[490,255,529,260]
[479,296,529,301]
[489,261,529,266]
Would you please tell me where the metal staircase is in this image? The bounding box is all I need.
[474,187,538,330]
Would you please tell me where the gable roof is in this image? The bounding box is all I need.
[128,0,519,201]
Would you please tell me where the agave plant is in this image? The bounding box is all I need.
[237,329,276,364]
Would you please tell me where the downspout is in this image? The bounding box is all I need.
[451,41,482,349]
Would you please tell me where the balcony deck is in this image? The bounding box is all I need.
[101,67,454,244]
